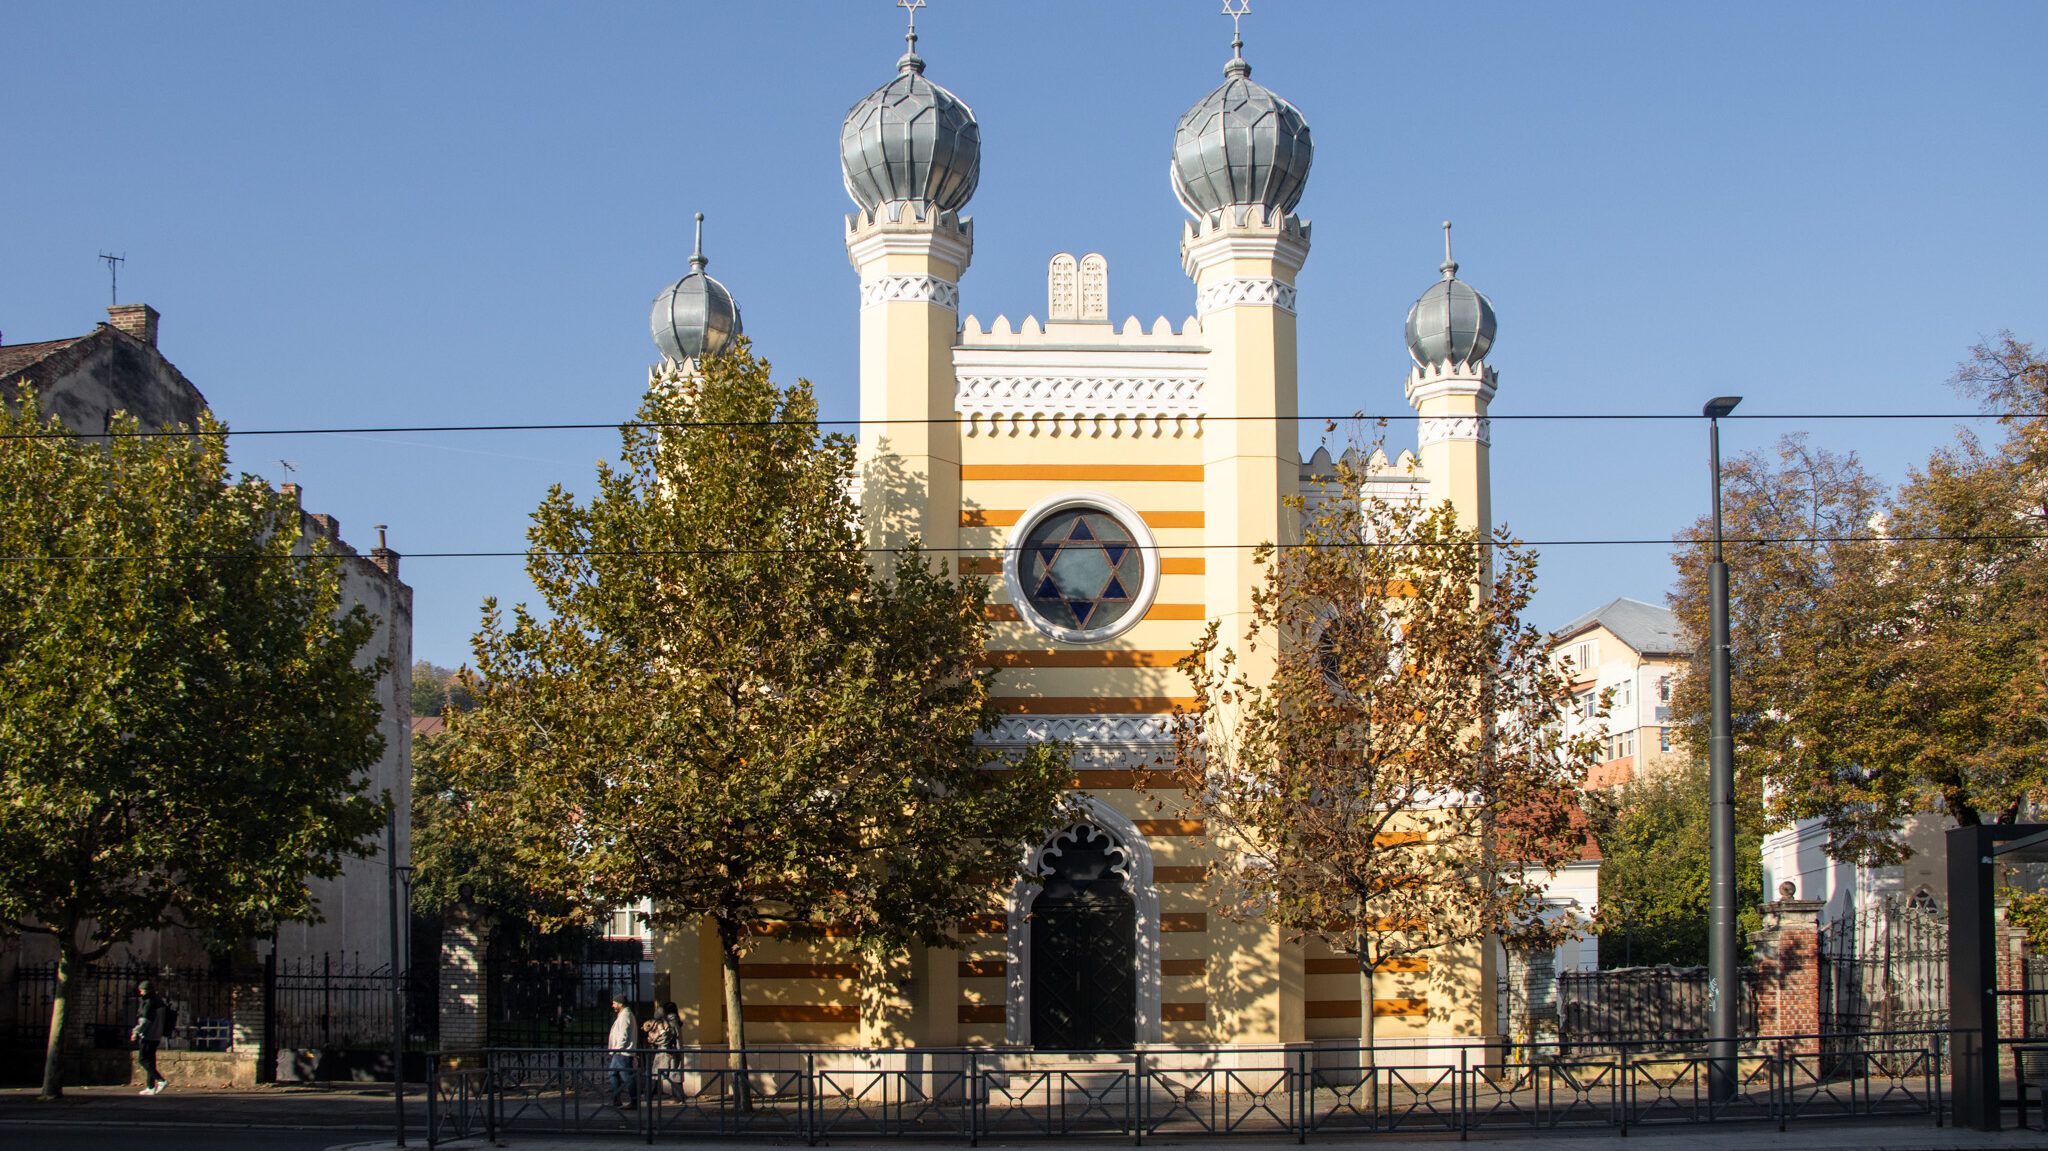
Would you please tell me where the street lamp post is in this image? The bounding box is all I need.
[1703,395,1741,1102]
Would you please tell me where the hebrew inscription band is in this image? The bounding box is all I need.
[983,715,1176,746]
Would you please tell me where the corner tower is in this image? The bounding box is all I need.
[841,19,979,555]
[1403,222,1498,535]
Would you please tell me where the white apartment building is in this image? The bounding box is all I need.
[1553,598,1691,789]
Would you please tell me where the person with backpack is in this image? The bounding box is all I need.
[131,980,171,1095]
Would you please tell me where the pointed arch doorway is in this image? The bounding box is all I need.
[1028,823,1137,1049]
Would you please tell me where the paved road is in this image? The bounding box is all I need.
[6,1122,350,1150]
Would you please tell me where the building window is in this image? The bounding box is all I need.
[1573,642,1595,672]
[1002,491,1159,644]
[1658,676,1671,703]
[1620,679,1632,706]
[1659,728,1673,754]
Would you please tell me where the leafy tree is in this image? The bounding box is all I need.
[1155,446,1601,1052]
[1670,337,2048,865]
[1583,760,1762,967]
[0,400,388,1098]
[410,728,541,918]
[410,660,475,719]
[445,344,1073,1059]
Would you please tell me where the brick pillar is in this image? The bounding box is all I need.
[1748,880,1826,1053]
[1993,907,2027,1041]
[231,954,272,1081]
[1504,946,1557,1041]
[439,890,491,1059]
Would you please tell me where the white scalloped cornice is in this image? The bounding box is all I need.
[860,274,960,312]
[843,206,974,272]
[980,714,1176,746]
[956,373,1205,438]
[1198,277,1297,315]
[1180,209,1312,279]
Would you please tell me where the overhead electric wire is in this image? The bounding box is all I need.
[0,532,2041,565]
[0,410,2036,440]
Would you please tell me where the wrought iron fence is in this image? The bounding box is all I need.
[425,1031,1951,1146]
[1818,897,1948,1035]
[271,953,436,1051]
[12,960,238,1051]
[1555,965,1757,1047]
[485,933,644,1049]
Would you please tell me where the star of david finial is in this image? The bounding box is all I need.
[1221,0,1251,76]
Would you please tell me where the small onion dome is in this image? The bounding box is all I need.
[1170,36,1313,218]
[650,213,742,364]
[1404,222,1496,367]
[839,28,980,213]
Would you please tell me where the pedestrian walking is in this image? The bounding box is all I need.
[643,1000,683,1098]
[606,992,639,1109]
[131,980,169,1095]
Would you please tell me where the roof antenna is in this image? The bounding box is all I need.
[99,252,125,305]
[276,458,298,476]
[1440,221,1458,280]
[691,212,708,273]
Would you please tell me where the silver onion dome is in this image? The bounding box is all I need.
[1170,35,1313,217]
[650,213,742,364]
[1404,223,1496,367]
[839,27,980,213]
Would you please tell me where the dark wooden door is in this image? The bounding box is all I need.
[1029,826,1137,1049]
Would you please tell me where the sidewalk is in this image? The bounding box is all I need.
[0,1082,427,1132]
[327,1123,2046,1151]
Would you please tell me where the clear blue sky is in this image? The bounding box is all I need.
[5,1,2043,668]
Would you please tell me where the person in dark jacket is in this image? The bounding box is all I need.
[131,980,168,1095]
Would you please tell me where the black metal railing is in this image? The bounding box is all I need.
[424,1031,1952,1146]
[12,960,238,1051]
[1555,965,1758,1047]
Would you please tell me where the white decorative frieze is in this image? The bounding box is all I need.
[1197,277,1297,315]
[860,273,960,312]
[1417,415,1492,447]
[981,714,1177,746]
[956,374,1205,438]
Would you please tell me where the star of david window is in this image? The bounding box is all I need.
[1022,509,1141,631]
[1002,494,1159,644]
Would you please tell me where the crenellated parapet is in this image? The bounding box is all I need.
[1403,357,1499,409]
[1179,207,1311,280]
[957,313,1204,345]
[844,203,974,278]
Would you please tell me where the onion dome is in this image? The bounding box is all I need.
[839,24,980,213]
[650,213,742,364]
[1404,222,1497,367]
[1170,30,1313,218]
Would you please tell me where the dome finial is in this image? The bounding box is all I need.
[1222,0,1252,78]
[897,0,926,73]
[1440,220,1458,280]
[691,212,707,273]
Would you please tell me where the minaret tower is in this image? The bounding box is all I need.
[841,5,980,556]
[1402,222,1499,534]
[1170,2,1315,1047]
[1171,4,1314,682]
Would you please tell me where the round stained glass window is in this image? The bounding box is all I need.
[1004,493,1159,643]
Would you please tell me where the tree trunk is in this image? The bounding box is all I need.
[1357,912,1377,1074]
[40,936,78,1101]
[717,919,750,1112]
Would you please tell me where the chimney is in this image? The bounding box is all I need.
[370,524,401,579]
[107,303,159,347]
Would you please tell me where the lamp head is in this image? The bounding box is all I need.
[1702,396,1742,419]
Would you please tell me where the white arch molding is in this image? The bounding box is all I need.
[1005,799,1162,1046]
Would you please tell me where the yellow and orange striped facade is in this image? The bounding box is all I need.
[653,197,1499,1058]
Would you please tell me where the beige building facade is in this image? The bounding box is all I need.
[653,26,1506,1060]
[1552,597,1690,789]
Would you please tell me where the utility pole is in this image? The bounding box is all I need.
[1703,394,1741,1103]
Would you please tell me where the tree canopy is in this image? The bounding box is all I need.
[1156,446,1601,1045]
[0,399,389,1097]
[1669,337,2048,865]
[444,345,1073,1052]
